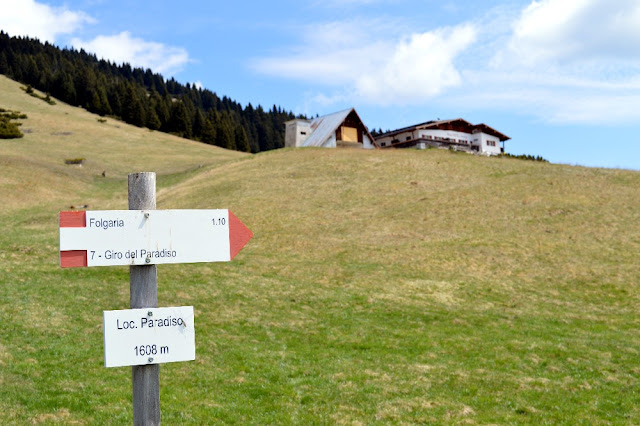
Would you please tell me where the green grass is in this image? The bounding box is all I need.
[1,74,640,424]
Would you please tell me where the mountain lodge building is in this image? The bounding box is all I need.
[374,118,510,155]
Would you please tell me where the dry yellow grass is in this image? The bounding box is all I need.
[161,147,640,300]
[0,75,246,212]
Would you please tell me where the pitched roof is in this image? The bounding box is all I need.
[376,118,510,142]
[301,108,376,147]
[301,108,352,147]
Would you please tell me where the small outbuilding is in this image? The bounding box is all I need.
[284,108,376,149]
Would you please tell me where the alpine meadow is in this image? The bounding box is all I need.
[1,73,639,424]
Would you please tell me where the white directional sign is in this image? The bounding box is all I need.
[59,209,253,268]
[103,306,195,368]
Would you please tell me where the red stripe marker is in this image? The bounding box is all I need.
[60,211,88,267]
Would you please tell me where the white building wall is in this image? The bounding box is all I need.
[375,131,413,146]
[376,129,475,146]
[375,135,394,146]
[396,131,414,142]
[477,132,501,155]
[420,129,473,144]
[362,134,374,149]
[284,119,311,147]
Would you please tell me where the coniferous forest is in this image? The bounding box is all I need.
[0,31,298,153]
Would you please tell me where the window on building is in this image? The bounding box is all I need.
[406,136,411,141]
[300,131,307,135]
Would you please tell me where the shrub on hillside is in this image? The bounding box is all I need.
[20,85,56,105]
[0,108,27,139]
[64,158,85,165]
[2,111,27,120]
[0,118,23,138]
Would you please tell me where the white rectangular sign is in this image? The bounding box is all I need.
[60,210,234,267]
[103,306,195,368]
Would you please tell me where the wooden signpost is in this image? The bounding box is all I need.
[59,172,253,425]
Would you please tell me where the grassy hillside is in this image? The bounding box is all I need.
[0,75,246,213]
[1,75,639,424]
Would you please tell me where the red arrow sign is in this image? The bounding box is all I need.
[59,210,253,268]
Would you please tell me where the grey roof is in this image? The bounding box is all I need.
[301,108,354,147]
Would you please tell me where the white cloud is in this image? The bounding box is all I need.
[507,0,640,65]
[254,20,391,86]
[71,31,190,76]
[0,0,94,42]
[0,0,190,77]
[356,25,476,103]
[476,0,640,124]
[252,21,476,105]
[256,1,640,125]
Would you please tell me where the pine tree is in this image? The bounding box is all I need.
[192,109,205,140]
[0,51,10,75]
[215,112,235,150]
[107,83,123,118]
[257,118,275,152]
[122,83,146,127]
[234,125,250,152]
[168,100,192,138]
[146,105,161,130]
[201,118,217,145]
[51,71,77,105]
[95,76,112,116]
[152,92,171,129]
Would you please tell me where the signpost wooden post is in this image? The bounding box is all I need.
[59,171,253,425]
[129,172,160,426]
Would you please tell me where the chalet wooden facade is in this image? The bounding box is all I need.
[374,119,510,155]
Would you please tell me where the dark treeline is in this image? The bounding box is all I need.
[369,128,390,137]
[0,31,297,153]
[503,153,548,162]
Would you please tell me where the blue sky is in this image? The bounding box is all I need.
[2,0,640,170]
